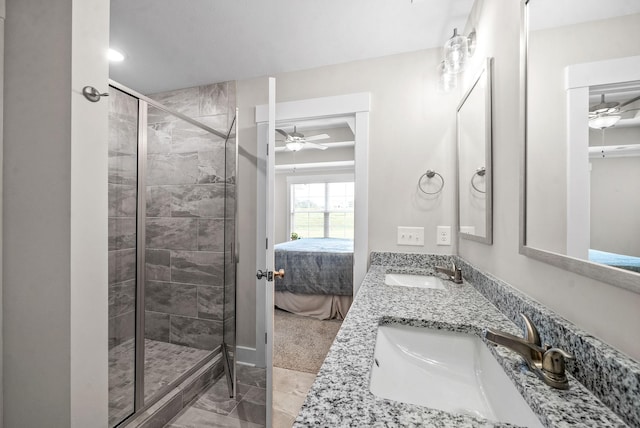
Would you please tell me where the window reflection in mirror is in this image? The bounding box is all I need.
[458,57,493,244]
[525,0,640,276]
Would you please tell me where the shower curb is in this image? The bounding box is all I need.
[122,353,224,428]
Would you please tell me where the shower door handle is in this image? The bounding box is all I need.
[256,269,285,281]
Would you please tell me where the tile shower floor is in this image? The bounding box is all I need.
[109,338,211,427]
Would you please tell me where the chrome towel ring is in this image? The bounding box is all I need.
[471,166,486,193]
[418,169,444,194]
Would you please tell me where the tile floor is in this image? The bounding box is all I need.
[109,338,212,427]
[163,365,316,428]
[166,365,267,427]
[272,367,316,428]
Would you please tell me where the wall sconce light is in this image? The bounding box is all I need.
[438,61,457,92]
[438,28,476,92]
[443,28,468,74]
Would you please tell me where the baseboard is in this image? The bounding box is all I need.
[236,346,257,366]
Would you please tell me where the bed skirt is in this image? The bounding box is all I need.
[274,291,352,320]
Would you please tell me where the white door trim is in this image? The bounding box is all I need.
[564,55,640,258]
[255,92,371,368]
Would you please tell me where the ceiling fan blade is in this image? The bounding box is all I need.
[276,129,290,138]
[304,141,328,150]
[618,94,640,108]
[303,134,330,141]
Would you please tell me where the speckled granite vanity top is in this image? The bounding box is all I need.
[294,256,631,427]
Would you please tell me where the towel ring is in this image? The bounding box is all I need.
[471,167,486,193]
[418,169,444,194]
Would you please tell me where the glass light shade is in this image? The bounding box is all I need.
[108,48,125,62]
[438,61,457,92]
[588,115,621,129]
[286,141,304,152]
[444,29,468,74]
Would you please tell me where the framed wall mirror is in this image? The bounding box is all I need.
[522,0,640,292]
[458,57,493,244]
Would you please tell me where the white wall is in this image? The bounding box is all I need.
[590,156,640,257]
[3,0,109,425]
[458,0,640,360]
[236,48,459,352]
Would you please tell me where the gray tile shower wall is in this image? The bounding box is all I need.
[108,88,139,349]
[455,257,640,427]
[145,82,236,351]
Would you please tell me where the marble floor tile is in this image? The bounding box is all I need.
[272,410,296,428]
[165,369,267,428]
[271,367,316,427]
[236,365,267,388]
[272,367,316,395]
[227,386,266,425]
[167,407,264,428]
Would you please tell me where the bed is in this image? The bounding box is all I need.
[274,238,353,320]
[589,249,640,273]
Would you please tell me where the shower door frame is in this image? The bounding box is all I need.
[109,80,235,425]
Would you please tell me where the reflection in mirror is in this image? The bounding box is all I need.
[458,57,493,244]
[524,0,640,290]
[588,84,640,273]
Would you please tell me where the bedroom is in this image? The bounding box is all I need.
[270,118,356,386]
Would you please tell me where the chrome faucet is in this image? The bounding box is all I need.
[484,314,574,389]
[435,261,463,284]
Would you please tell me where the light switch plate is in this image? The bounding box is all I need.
[437,226,451,246]
[397,227,425,246]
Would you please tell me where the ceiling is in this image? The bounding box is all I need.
[529,0,640,31]
[109,0,474,94]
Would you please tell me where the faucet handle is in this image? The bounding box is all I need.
[520,314,541,347]
[541,348,574,389]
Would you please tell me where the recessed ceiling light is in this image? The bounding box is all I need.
[108,48,125,62]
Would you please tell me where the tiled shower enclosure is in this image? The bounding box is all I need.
[108,82,237,427]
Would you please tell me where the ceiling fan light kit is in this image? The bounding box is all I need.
[285,142,304,152]
[276,126,330,151]
[589,115,621,130]
[588,93,640,128]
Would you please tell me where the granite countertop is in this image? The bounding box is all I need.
[294,263,628,427]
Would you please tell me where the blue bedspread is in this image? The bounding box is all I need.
[274,238,353,295]
[589,249,640,273]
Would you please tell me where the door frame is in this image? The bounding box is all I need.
[255,92,371,367]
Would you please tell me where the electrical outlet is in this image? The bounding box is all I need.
[437,226,451,246]
[397,227,425,246]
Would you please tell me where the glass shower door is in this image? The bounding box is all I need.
[107,87,139,427]
[143,104,227,401]
[107,81,237,427]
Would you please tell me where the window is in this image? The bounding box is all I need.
[290,181,355,239]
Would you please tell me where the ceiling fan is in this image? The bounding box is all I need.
[588,93,640,129]
[276,126,330,151]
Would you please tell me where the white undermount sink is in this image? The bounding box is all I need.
[369,324,544,427]
[384,273,445,289]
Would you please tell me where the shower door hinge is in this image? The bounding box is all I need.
[266,144,269,156]
[266,238,268,249]
[265,332,268,344]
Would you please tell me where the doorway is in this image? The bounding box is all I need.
[255,92,371,426]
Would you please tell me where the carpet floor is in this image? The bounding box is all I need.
[273,309,342,374]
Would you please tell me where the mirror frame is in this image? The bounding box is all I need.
[519,0,640,294]
[458,57,494,245]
